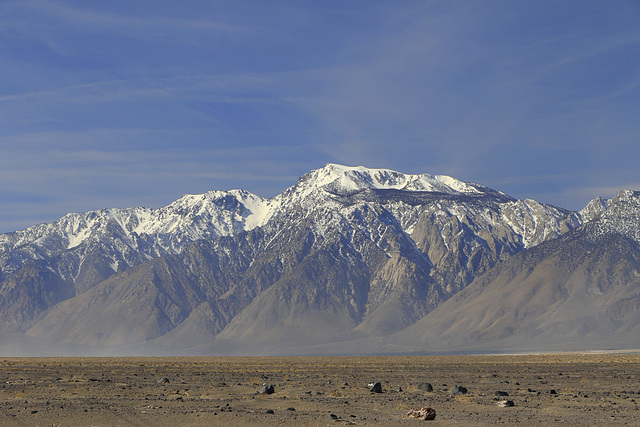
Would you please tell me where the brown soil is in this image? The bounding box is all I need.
[1,354,640,425]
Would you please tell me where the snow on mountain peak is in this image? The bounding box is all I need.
[133,189,270,239]
[0,188,272,265]
[1,163,623,298]
[612,189,640,205]
[305,163,485,195]
[583,189,640,245]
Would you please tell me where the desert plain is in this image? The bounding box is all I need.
[1,353,640,425]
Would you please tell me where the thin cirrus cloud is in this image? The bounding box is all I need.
[0,74,285,114]
[0,140,305,232]
[0,0,244,44]
[0,1,639,232]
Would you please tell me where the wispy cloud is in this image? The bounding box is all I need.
[0,73,286,105]
[0,0,244,43]
[0,127,316,192]
[0,1,639,231]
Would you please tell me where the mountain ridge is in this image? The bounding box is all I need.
[387,189,640,354]
[0,164,631,355]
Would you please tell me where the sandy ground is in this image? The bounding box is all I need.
[1,354,640,425]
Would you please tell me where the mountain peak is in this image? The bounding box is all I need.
[4,163,637,355]
[580,189,640,246]
[303,163,487,196]
[612,189,640,205]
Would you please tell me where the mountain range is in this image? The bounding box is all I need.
[0,164,637,356]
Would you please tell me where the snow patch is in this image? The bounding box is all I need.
[310,164,484,195]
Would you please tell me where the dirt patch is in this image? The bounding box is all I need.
[1,354,639,425]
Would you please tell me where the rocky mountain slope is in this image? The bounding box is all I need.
[0,164,619,354]
[389,190,640,354]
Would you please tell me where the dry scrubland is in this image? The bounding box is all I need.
[1,354,640,425]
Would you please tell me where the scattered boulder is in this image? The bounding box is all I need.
[156,377,170,385]
[495,391,509,397]
[449,385,468,396]
[265,409,274,414]
[259,384,275,395]
[406,407,437,420]
[369,382,383,393]
[497,400,515,407]
[418,382,434,392]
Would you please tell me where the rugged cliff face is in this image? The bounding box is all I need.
[0,164,617,353]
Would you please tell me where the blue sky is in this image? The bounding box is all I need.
[1,0,639,232]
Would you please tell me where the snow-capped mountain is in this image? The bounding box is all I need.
[291,163,494,196]
[390,189,640,354]
[0,164,622,353]
[583,190,640,244]
[0,189,268,282]
[0,164,582,285]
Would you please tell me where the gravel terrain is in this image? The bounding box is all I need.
[1,354,640,425]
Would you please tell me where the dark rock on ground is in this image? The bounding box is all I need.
[418,382,434,392]
[450,385,468,395]
[259,384,275,394]
[369,382,383,393]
